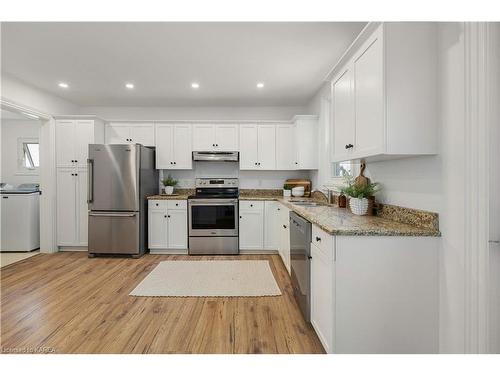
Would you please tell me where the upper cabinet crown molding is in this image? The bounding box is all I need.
[330,22,438,163]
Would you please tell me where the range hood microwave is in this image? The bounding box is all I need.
[192,151,239,162]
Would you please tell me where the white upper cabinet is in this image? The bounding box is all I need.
[294,115,319,169]
[56,119,104,168]
[330,23,438,162]
[353,31,384,157]
[155,123,192,169]
[192,124,215,150]
[333,66,355,161]
[240,124,276,170]
[257,125,276,170]
[106,122,155,146]
[239,124,259,169]
[193,124,239,151]
[215,124,239,151]
[276,124,297,170]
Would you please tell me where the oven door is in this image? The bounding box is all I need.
[188,198,238,236]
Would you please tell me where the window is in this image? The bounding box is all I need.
[18,138,40,173]
[332,161,352,178]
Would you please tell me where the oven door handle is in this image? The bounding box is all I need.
[189,199,238,205]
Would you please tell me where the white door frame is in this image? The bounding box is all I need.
[463,22,500,353]
[1,99,57,253]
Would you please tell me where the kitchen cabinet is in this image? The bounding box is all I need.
[309,224,438,353]
[155,123,192,169]
[56,168,88,247]
[276,124,296,170]
[56,118,105,168]
[148,200,187,252]
[239,200,264,250]
[330,23,438,162]
[310,238,335,354]
[293,115,319,169]
[264,201,280,250]
[239,124,276,170]
[277,203,291,273]
[192,124,239,151]
[106,122,155,146]
[332,66,355,161]
[55,117,104,248]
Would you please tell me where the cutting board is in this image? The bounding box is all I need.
[285,179,311,197]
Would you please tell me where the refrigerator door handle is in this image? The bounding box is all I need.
[87,158,94,203]
[89,212,137,217]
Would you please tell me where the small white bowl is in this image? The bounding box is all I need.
[291,187,305,197]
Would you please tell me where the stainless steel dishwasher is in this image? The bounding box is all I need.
[289,211,312,322]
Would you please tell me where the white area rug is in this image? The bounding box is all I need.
[130,260,282,297]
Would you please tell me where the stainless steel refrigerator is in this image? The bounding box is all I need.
[87,144,158,257]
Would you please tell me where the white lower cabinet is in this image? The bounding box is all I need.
[310,241,335,354]
[277,203,291,273]
[264,201,280,250]
[148,200,187,252]
[239,201,264,250]
[57,168,88,247]
[309,224,439,354]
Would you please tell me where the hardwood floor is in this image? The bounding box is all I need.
[0,252,325,354]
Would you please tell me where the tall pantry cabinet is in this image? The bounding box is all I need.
[55,117,105,248]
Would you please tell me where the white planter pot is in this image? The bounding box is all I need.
[283,189,292,197]
[349,197,369,215]
[163,186,174,195]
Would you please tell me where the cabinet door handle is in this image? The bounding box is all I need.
[308,255,312,260]
[315,236,321,242]
[283,224,287,229]
[164,215,167,218]
[239,215,242,219]
[168,215,171,218]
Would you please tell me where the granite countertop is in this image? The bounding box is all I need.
[148,189,440,237]
[147,194,190,200]
[147,188,193,200]
[240,195,440,237]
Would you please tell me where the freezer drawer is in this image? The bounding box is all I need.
[88,211,139,255]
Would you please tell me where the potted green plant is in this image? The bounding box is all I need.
[338,175,381,216]
[283,184,293,197]
[162,174,178,195]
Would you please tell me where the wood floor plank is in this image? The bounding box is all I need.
[0,252,324,354]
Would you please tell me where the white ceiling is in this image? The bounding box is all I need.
[1,22,365,107]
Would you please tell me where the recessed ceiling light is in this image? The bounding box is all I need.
[125,83,134,89]
[256,82,265,88]
[191,82,200,89]
[58,82,69,88]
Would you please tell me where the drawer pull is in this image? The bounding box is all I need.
[315,236,321,242]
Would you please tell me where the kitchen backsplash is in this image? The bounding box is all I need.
[159,162,311,191]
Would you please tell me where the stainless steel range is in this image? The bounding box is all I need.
[188,178,239,255]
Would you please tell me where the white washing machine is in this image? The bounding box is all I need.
[0,183,40,252]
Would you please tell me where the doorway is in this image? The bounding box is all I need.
[0,108,43,266]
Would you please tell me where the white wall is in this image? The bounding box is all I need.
[307,23,467,353]
[79,105,307,121]
[1,74,78,115]
[1,119,41,185]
